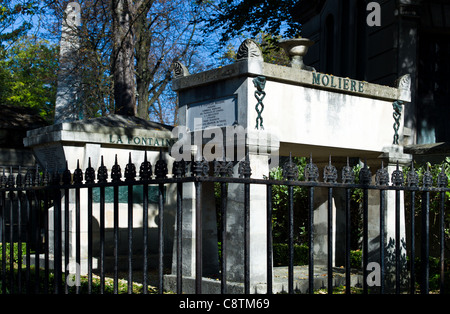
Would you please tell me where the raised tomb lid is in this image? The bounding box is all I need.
[27,114,173,135]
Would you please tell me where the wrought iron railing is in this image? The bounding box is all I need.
[0,152,448,294]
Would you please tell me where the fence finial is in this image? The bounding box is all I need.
[85,157,96,184]
[437,164,448,188]
[97,156,108,183]
[43,165,50,186]
[173,159,186,178]
[304,154,319,182]
[34,164,41,186]
[423,164,433,188]
[125,153,137,182]
[155,151,168,179]
[111,154,122,182]
[140,151,153,181]
[16,166,22,188]
[7,166,15,187]
[376,161,389,186]
[323,155,337,183]
[63,161,72,185]
[391,161,404,187]
[283,152,298,181]
[73,160,83,184]
[238,154,252,178]
[359,158,372,185]
[1,167,6,188]
[406,160,419,187]
[342,157,355,184]
[25,167,33,187]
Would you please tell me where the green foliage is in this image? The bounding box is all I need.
[272,243,362,271]
[257,33,290,66]
[412,256,450,292]
[269,157,308,245]
[427,256,450,292]
[0,265,160,294]
[273,243,309,266]
[201,0,301,46]
[0,243,160,294]
[219,33,290,67]
[0,242,27,265]
[403,158,450,257]
[0,36,58,122]
[0,1,38,46]
[65,274,159,294]
[268,157,363,250]
[350,250,362,269]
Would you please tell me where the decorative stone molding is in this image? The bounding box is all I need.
[395,74,411,90]
[236,39,264,62]
[278,38,315,71]
[395,74,411,102]
[173,61,190,78]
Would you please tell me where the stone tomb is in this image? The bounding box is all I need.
[24,114,177,274]
[167,38,412,293]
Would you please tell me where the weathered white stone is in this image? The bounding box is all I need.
[54,2,82,124]
[24,115,177,275]
[24,115,174,173]
[170,40,412,293]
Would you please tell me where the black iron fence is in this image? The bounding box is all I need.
[0,152,448,294]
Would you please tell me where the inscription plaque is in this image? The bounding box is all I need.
[187,96,237,131]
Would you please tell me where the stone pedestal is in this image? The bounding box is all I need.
[312,157,349,267]
[24,115,177,274]
[170,180,219,278]
[224,130,279,292]
[368,146,411,290]
[167,130,279,293]
[224,152,269,289]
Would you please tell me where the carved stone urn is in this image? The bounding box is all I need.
[279,38,315,71]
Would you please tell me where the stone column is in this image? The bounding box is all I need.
[168,142,220,293]
[54,2,82,124]
[171,180,219,279]
[224,130,279,293]
[168,130,279,293]
[367,146,411,291]
[312,146,411,288]
[313,157,350,268]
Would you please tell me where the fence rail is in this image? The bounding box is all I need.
[0,152,448,294]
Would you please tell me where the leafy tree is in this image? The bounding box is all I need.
[0,1,55,121]
[0,36,58,122]
[43,0,215,124]
[0,0,38,47]
[133,0,207,123]
[219,33,290,66]
[201,0,302,47]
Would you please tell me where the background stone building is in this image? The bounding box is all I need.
[292,0,450,156]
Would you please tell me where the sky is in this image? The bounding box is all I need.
[0,0,284,124]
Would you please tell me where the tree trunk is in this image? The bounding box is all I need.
[111,0,136,116]
[135,7,151,120]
